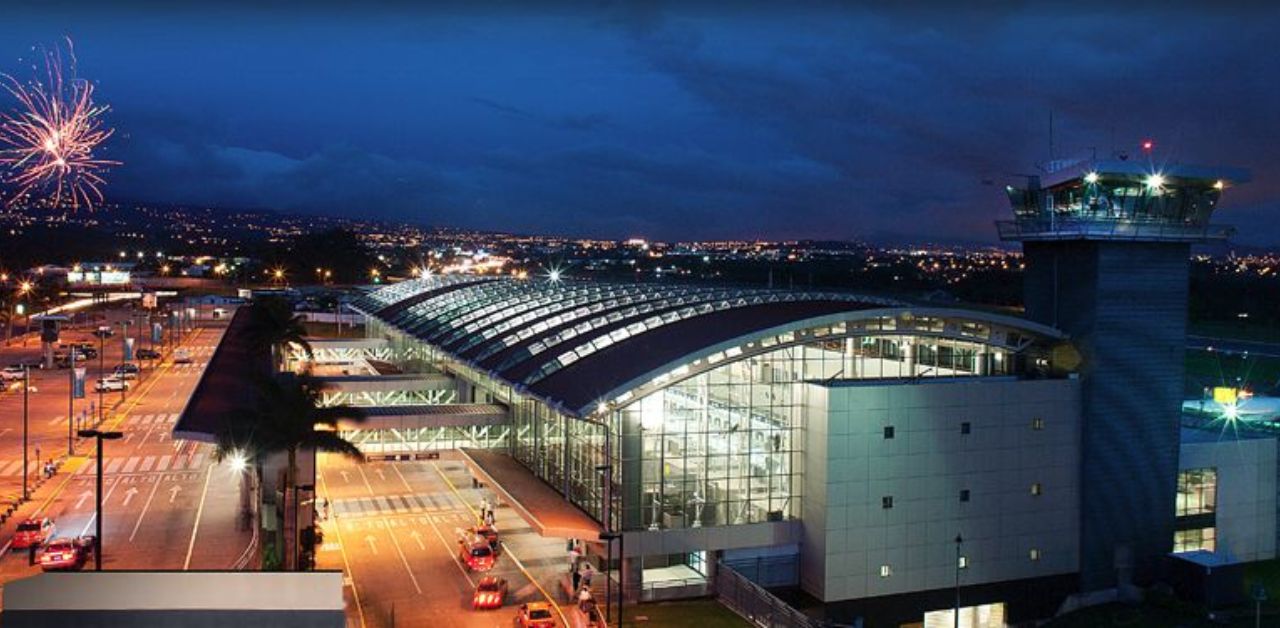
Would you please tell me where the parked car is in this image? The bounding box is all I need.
[472,576,508,610]
[12,517,55,550]
[136,348,160,360]
[113,364,140,380]
[39,536,94,571]
[172,348,192,364]
[515,602,557,628]
[1,365,26,381]
[91,327,114,338]
[95,376,130,392]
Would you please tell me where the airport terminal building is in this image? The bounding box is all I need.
[347,277,1089,624]
[324,159,1275,626]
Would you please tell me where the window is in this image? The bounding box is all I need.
[882,496,894,509]
[883,426,895,439]
[1032,418,1045,430]
[1173,527,1216,553]
[1029,548,1041,561]
[958,555,969,569]
[879,564,892,578]
[1031,483,1043,496]
[960,489,970,502]
[960,422,971,435]
[1177,468,1217,516]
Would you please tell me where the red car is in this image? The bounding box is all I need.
[39,537,93,571]
[459,534,495,572]
[12,517,55,550]
[473,576,508,609]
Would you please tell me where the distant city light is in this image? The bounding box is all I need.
[1083,172,1099,184]
[1144,173,1166,189]
[1214,180,1225,190]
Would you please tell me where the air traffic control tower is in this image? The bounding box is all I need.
[998,158,1248,591]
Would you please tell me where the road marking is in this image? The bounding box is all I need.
[157,455,172,471]
[339,470,350,483]
[317,459,366,628]
[121,485,139,506]
[80,478,122,536]
[129,478,162,542]
[363,535,378,555]
[122,456,140,474]
[409,529,425,550]
[356,465,375,495]
[383,520,422,595]
[169,484,182,504]
[432,461,568,627]
[140,456,156,472]
[105,458,124,474]
[75,490,92,510]
[0,460,21,476]
[182,462,214,570]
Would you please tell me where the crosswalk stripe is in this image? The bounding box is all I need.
[157,455,172,471]
[122,457,140,473]
[105,458,123,474]
[189,453,206,469]
[0,460,22,476]
[360,497,376,513]
[47,415,64,426]
[140,456,156,472]
[375,496,391,513]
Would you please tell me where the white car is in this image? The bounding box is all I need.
[1,366,26,382]
[94,377,130,392]
[172,349,192,364]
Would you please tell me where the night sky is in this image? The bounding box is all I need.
[4,3,1280,244]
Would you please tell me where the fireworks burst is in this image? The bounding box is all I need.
[0,38,119,209]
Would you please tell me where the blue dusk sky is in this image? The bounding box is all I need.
[2,3,1279,244]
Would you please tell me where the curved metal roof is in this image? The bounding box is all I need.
[355,277,1064,416]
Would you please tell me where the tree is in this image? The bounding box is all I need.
[214,372,366,570]
[244,296,312,370]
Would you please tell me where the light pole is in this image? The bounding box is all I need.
[79,429,123,570]
[97,331,105,425]
[954,534,963,628]
[67,350,75,456]
[21,365,29,500]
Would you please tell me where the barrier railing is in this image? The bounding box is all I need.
[714,561,827,628]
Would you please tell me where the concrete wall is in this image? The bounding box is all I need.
[1024,241,1189,589]
[2,571,344,628]
[801,377,1081,602]
[1180,436,1278,563]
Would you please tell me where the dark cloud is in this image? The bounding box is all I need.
[3,5,1277,244]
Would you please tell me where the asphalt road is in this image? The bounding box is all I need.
[0,316,252,594]
[317,454,577,628]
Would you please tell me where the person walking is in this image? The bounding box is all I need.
[568,544,581,573]
[581,561,595,588]
[572,564,582,591]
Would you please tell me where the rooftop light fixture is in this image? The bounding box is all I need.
[1084,172,1100,184]
[1144,173,1166,189]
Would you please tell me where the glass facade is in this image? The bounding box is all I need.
[356,279,1052,537]
[1176,468,1217,516]
[1173,527,1216,553]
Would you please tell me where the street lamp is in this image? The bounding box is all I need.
[22,366,30,500]
[78,429,124,570]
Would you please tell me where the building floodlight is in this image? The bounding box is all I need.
[1214,180,1225,190]
[1084,172,1099,185]
[1145,173,1166,189]
[229,450,249,473]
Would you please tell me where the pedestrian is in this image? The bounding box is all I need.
[572,565,582,591]
[27,543,36,566]
[484,509,496,527]
[568,545,581,573]
[582,561,595,587]
[577,586,593,612]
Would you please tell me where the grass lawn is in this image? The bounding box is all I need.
[625,599,749,627]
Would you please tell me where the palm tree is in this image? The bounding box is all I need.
[214,371,366,570]
[243,296,312,371]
